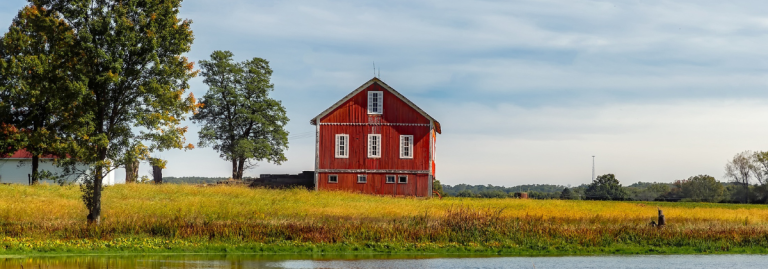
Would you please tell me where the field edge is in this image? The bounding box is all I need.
[2,240,767,257]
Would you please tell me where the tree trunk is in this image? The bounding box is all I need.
[236,158,245,180]
[232,159,237,180]
[153,165,163,184]
[31,120,40,185]
[125,159,139,183]
[745,182,750,204]
[31,155,39,185]
[88,90,105,224]
[88,172,103,224]
[87,150,106,225]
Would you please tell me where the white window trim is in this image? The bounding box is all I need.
[328,174,338,183]
[367,91,383,115]
[398,175,408,184]
[335,134,349,158]
[368,134,382,158]
[357,174,367,183]
[385,175,396,184]
[400,135,414,159]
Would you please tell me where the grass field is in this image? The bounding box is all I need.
[1,183,768,255]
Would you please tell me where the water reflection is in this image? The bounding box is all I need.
[1,254,767,269]
[0,254,454,269]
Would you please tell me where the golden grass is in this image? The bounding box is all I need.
[1,183,765,226]
[2,183,768,254]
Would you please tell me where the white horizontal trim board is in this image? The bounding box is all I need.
[319,123,430,126]
[318,169,429,174]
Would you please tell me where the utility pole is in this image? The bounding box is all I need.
[592,156,595,182]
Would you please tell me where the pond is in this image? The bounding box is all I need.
[0,254,766,268]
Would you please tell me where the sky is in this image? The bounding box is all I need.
[2,0,768,187]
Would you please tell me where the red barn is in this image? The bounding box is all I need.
[310,77,441,197]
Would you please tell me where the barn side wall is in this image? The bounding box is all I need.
[316,82,434,197]
[317,172,429,197]
[318,125,430,171]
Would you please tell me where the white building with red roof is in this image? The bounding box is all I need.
[0,149,115,185]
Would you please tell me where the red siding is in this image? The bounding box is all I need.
[317,173,429,197]
[316,81,435,197]
[320,83,429,125]
[318,125,429,170]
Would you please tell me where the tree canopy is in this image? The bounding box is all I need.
[584,174,628,200]
[192,50,289,180]
[3,0,199,224]
[680,175,723,202]
[560,187,575,200]
[0,4,87,183]
[725,151,753,203]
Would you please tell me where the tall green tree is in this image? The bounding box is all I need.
[560,187,575,200]
[192,51,289,180]
[432,179,446,197]
[584,174,628,200]
[746,151,768,202]
[0,4,87,184]
[752,151,768,185]
[725,151,753,203]
[680,175,724,202]
[26,0,199,223]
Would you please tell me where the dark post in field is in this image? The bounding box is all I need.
[153,165,163,184]
[125,160,139,183]
[658,209,666,227]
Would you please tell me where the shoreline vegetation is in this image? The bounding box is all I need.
[2,184,768,256]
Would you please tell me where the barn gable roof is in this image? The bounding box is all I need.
[310,77,442,134]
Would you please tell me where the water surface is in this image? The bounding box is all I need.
[1,254,766,268]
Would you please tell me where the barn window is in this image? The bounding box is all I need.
[386,175,395,183]
[368,91,383,114]
[357,174,367,183]
[335,134,349,158]
[368,134,381,158]
[328,175,338,183]
[398,175,408,183]
[400,135,414,159]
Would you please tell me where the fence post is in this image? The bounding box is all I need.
[152,165,163,184]
[658,209,666,227]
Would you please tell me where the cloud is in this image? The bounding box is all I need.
[3,0,768,186]
[434,99,768,186]
[175,0,768,106]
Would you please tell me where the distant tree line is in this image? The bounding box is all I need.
[439,150,768,204]
[440,177,751,203]
[440,183,558,199]
[442,183,567,199]
[162,177,229,184]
